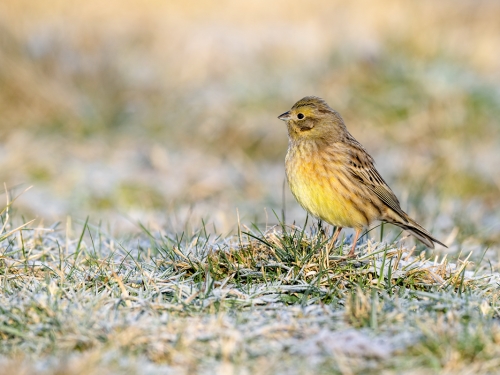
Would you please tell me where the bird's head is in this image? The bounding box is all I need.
[278,96,346,142]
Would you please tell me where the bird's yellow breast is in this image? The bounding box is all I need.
[286,148,369,229]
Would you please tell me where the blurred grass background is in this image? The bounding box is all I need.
[0,0,499,245]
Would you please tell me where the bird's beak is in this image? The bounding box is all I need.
[278,111,291,121]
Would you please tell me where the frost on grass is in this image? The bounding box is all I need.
[0,211,499,374]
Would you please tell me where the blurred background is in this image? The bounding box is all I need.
[1,0,499,248]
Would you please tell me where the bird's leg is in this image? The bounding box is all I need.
[331,226,342,244]
[348,228,362,257]
[324,226,342,266]
[330,226,342,247]
[325,226,342,255]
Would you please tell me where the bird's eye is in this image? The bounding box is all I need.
[297,113,304,119]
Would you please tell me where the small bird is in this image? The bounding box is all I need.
[278,96,446,256]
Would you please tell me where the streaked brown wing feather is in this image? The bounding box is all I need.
[343,140,408,221]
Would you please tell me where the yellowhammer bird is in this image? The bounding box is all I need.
[278,96,446,256]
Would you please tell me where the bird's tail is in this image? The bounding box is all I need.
[389,216,447,249]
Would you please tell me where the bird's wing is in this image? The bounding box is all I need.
[343,141,408,221]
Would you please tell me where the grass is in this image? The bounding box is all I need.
[1,199,499,374]
[1,0,500,224]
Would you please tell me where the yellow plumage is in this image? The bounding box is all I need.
[287,154,367,229]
